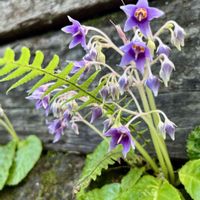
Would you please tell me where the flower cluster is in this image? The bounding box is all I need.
[27,0,185,159]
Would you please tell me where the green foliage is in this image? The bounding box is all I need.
[76,140,122,191]
[77,167,182,200]
[0,47,104,111]
[122,175,182,200]
[120,167,144,192]
[187,126,200,160]
[6,135,42,185]
[179,159,200,200]
[0,141,16,190]
[77,183,121,200]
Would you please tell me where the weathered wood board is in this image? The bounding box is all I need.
[0,0,199,161]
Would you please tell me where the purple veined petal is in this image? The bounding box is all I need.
[136,0,149,8]
[120,42,133,52]
[109,134,120,151]
[53,132,62,143]
[120,137,131,158]
[71,60,86,74]
[69,34,82,49]
[124,17,138,32]
[67,16,81,28]
[138,20,151,37]
[119,52,134,66]
[104,128,118,137]
[35,100,43,110]
[164,120,176,141]
[71,123,79,135]
[135,56,145,74]
[146,75,160,96]
[118,74,129,94]
[42,96,49,109]
[80,36,87,49]
[61,25,77,34]
[120,4,137,16]
[90,107,102,123]
[157,42,171,56]
[147,7,164,21]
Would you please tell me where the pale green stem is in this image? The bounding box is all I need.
[146,87,160,126]
[137,82,168,179]
[0,119,19,142]
[145,87,175,184]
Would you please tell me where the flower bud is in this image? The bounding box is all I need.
[100,86,109,101]
[118,73,129,95]
[157,40,171,56]
[159,56,175,87]
[146,74,160,97]
[71,123,79,135]
[90,107,102,123]
[170,23,186,51]
[164,119,176,140]
[103,118,113,132]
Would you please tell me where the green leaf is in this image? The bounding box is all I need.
[120,167,144,192]
[120,175,182,200]
[77,183,121,200]
[6,135,42,185]
[0,141,16,190]
[187,126,200,159]
[76,140,122,190]
[179,159,200,200]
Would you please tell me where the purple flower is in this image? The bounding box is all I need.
[100,86,109,101]
[71,60,86,74]
[71,123,79,135]
[26,84,50,116]
[103,118,113,132]
[157,40,171,56]
[159,56,175,87]
[171,23,186,50]
[83,48,97,62]
[104,126,135,157]
[159,119,176,140]
[61,16,87,49]
[63,110,72,123]
[48,119,66,143]
[146,74,160,96]
[118,73,129,94]
[90,107,102,123]
[120,40,151,74]
[120,0,164,36]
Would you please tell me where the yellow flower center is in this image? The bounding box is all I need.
[134,8,148,22]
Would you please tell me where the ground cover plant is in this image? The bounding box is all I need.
[0,0,200,199]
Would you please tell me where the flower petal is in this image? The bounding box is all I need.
[136,0,149,8]
[120,137,131,158]
[147,7,164,20]
[124,17,137,32]
[120,5,137,16]
[119,52,134,66]
[138,20,151,37]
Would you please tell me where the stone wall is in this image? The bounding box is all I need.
[0,0,199,198]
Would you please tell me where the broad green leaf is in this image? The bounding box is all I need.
[187,126,200,159]
[76,140,122,190]
[6,135,42,185]
[120,175,181,200]
[77,183,121,200]
[120,167,144,191]
[179,159,200,200]
[0,141,16,190]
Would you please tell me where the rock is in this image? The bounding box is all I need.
[0,152,85,200]
[0,0,199,160]
[0,0,126,44]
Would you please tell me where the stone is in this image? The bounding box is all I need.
[0,152,85,200]
[0,0,199,160]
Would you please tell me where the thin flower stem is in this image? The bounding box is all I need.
[137,82,168,179]
[79,115,108,142]
[87,26,123,56]
[0,119,19,142]
[145,87,175,184]
[128,89,142,113]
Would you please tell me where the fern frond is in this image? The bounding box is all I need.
[0,47,104,110]
[75,140,122,190]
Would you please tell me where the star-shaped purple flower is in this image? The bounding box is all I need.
[104,126,135,157]
[26,84,50,116]
[48,118,66,143]
[119,40,151,74]
[121,0,164,36]
[61,16,87,49]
